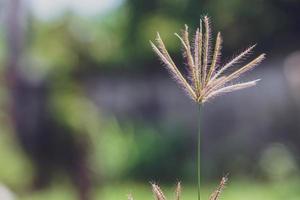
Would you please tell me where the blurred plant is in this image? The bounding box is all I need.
[128,177,227,200]
[259,143,298,181]
[150,182,181,200]
[149,16,265,200]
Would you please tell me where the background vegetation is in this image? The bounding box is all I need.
[0,0,300,199]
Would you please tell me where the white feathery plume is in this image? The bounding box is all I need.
[150,16,265,104]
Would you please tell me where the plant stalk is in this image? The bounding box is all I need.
[197,104,201,200]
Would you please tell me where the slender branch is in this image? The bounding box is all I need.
[197,104,202,200]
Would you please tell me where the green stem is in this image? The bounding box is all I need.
[197,104,201,200]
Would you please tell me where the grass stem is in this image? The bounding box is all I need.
[197,104,201,200]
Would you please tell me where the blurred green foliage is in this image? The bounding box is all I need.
[0,131,33,190]
[18,178,300,200]
[48,87,189,181]
[0,0,298,76]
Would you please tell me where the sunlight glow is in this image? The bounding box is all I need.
[28,0,124,20]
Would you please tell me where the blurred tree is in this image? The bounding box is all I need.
[4,1,91,200]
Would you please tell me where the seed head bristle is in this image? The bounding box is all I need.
[175,182,181,200]
[206,32,222,84]
[182,25,197,87]
[210,44,257,82]
[198,20,203,87]
[202,16,211,86]
[150,37,196,100]
[152,184,166,200]
[213,53,265,90]
[209,176,228,200]
[194,28,201,93]
[204,79,260,102]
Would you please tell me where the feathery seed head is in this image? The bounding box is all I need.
[151,182,181,200]
[175,182,181,200]
[152,184,167,200]
[150,16,265,104]
[130,180,227,200]
[209,176,228,200]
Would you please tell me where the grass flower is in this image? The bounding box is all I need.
[150,16,265,103]
[129,178,228,200]
[149,15,265,200]
[209,177,227,200]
